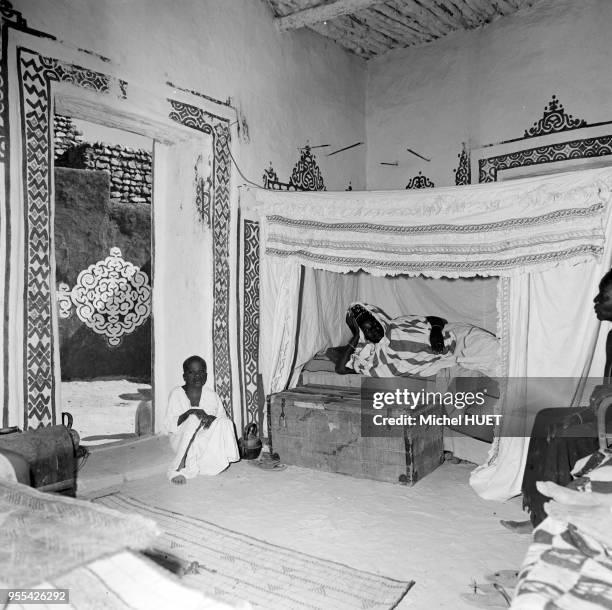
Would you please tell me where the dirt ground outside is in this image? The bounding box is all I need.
[61,379,151,446]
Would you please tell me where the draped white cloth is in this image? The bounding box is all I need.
[471,237,612,500]
[254,168,610,278]
[248,166,612,501]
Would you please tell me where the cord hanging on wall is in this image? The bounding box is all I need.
[226,96,250,144]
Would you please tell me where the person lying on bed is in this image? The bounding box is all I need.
[331,302,457,377]
[163,355,239,485]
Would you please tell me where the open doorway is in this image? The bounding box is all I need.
[53,115,153,446]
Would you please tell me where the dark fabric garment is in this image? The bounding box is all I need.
[522,407,603,527]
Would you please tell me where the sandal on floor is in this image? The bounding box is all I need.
[250,460,287,471]
[500,519,533,534]
[461,585,511,608]
[250,454,287,471]
[485,569,519,588]
[460,592,509,608]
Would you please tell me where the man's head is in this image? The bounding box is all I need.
[351,305,385,343]
[594,270,612,322]
[182,355,207,387]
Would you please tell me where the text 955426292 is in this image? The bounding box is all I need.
[0,590,69,605]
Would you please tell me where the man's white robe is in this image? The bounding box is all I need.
[163,385,239,479]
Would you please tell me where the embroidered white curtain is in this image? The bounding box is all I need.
[251,166,612,501]
[471,232,612,500]
[255,168,610,278]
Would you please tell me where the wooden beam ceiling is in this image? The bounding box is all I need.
[268,0,539,59]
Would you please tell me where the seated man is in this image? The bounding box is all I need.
[516,269,612,528]
[163,355,239,484]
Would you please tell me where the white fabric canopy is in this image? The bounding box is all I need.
[254,168,610,278]
[247,166,612,501]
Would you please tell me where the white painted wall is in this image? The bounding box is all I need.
[17,0,367,190]
[365,0,612,189]
[8,0,366,430]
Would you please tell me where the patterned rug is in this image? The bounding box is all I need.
[93,493,414,609]
[0,481,158,588]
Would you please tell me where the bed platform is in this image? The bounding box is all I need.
[267,384,444,485]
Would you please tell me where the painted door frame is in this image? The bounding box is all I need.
[1,23,239,431]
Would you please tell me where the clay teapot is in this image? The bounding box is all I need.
[239,422,262,460]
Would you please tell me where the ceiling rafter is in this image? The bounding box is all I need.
[344,13,400,46]
[333,15,391,54]
[309,20,375,58]
[493,0,520,14]
[366,7,433,45]
[461,0,497,22]
[370,5,436,44]
[451,0,482,26]
[353,13,402,46]
[416,1,465,31]
[386,0,451,38]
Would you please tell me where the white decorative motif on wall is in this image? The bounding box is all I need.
[60,248,151,347]
[56,283,73,319]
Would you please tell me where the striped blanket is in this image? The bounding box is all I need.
[348,303,457,377]
[511,450,612,609]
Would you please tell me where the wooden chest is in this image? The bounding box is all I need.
[0,425,82,495]
[268,385,444,485]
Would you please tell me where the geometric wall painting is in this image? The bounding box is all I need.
[524,94,587,139]
[60,248,151,348]
[168,100,234,417]
[406,171,434,189]
[263,144,326,191]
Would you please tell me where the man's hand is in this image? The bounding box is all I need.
[426,316,447,354]
[346,310,360,335]
[201,414,216,429]
[177,409,208,427]
[429,327,445,354]
[589,383,612,408]
[193,410,216,428]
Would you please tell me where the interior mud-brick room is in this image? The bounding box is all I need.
[2,1,612,609]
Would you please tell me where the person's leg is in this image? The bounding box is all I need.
[167,415,202,484]
[193,418,240,476]
[522,407,598,527]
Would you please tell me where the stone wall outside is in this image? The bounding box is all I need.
[54,114,152,205]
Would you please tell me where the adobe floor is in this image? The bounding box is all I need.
[77,437,530,609]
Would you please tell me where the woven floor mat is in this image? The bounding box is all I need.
[94,493,414,609]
